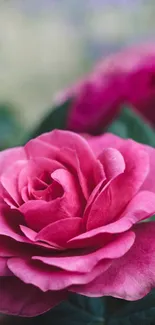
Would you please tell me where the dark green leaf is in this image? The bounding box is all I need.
[27,99,72,141]
[34,294,105,325]
[107,107,155,147]
[107,290,155,325]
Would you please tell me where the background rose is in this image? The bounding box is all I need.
[1,130,155,317]
[56,43,155,133]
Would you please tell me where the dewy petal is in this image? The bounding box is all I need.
[70,222,155,300]
[0,277,66,317]
[68,190,155,248]
[33,231,135,273]
[36,218,83,247]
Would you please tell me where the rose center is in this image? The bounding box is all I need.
[29,171,64,202]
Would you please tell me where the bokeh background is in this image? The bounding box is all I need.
[0,0,155,147]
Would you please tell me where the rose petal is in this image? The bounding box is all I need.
[87,134,155,195]
[0,236,28,257]
[51,168,84,217]
[20,200,65,232]
[86,145,149,230]
[0,277,66,316]
[68,190,155,248]
[33,231,135,273]
[141,144,155,193]
[20,167,85,232]
[24,138,57,159]
[1,161,27,207]
[8,257,111,292]
[36,217,83,247]
[0,257,12,276]
[87,133,123,157]
[0,147,27,176]
[18,158,63,195]
[98,148,125,180]
[0,204,27,243]
[67,75,122,133]
[19,225,37,241]
[20,193,82,232]
[70,222,155,300]
[20,225,63,250]
[37,130,104,198]
[84,148,125,229]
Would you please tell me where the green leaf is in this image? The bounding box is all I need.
[27,99,72,141]
[34,294,105,325]
[0,103,23,150]
[107,290,155,325]
[107,107,155,147]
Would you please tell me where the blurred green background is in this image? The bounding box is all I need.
[0,0,155,147]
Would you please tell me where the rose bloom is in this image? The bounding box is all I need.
[56,43,155,133]
[0,130,155,317]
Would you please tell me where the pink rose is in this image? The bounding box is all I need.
[1,130,155,317]
[57,43,155,133]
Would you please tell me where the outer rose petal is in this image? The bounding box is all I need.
[33,231,135,273]
[0,277,66,317]
[87,133,124,157]
[0,147,27,176]
[0,236,43,258]
[70,222,155,301]
[1,161,27,207]
[0,257,12,276]
[68,191,155,248]
[8,257,111,292]
[87,133,155,194]
[140,145,155,193]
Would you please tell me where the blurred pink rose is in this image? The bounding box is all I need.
[56,43,155,133]
[1,130,155,316]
